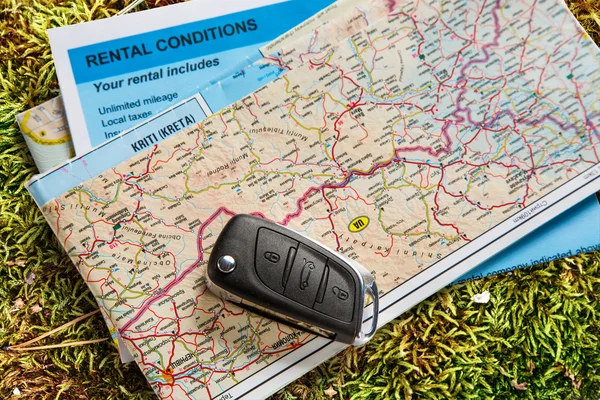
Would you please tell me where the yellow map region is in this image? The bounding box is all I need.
[20,110,72,145]
[16,96,75,173]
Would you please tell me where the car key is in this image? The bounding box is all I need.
[206,214,379,345]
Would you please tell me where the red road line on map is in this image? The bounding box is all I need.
[452,0,502,127]
[119,208,231,331]
[119,206,269,332]
[77,3,600,390]
[375,234,394,257]
[396,120,453,157]
[279,187,320,226]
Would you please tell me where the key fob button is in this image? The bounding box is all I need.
[283,243,327,307]
[314,260,356,322]
[255,228,298,294]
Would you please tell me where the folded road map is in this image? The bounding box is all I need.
[27,0,600,398]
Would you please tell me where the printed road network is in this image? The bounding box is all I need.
[35,0,600,398]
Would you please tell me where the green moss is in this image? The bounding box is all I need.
[0,1,599,399]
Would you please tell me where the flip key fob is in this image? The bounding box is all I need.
[206,214,379,345]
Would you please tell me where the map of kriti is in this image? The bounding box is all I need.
[33,0,600,398]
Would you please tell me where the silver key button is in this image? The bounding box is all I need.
[217,255,237,273]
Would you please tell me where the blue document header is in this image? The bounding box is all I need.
[68,0,333,84]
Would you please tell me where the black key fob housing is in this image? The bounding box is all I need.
[206,214,378,345]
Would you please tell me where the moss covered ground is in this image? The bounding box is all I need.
[0,1,599,398]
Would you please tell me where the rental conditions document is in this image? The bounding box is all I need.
[48,0,334,154]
